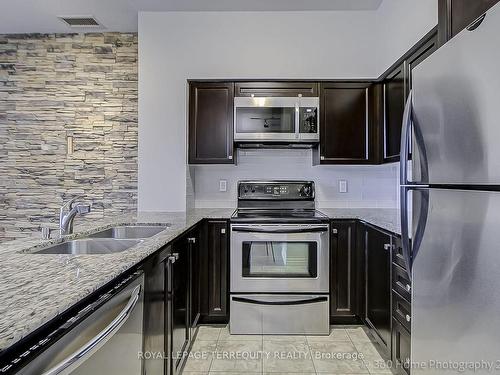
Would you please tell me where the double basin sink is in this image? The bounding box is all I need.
[34,225,169,255]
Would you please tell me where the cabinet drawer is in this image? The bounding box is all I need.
[392,237,406,269]
[392,263,411,302]
[392,291,411,332]
[392,318,411,375]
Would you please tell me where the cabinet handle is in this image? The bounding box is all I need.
[405,314,411,322]
[221,228,226,234]
[406,284,411,292]
[384,243,393,251]
[332,228,338,234]
[228,154,233,160]
[168,253,179,264]
[320,156,325,160]
[188,237,196,244]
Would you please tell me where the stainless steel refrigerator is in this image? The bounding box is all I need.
[400,3,500,373]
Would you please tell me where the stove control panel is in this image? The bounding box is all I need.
[238,181,315,200]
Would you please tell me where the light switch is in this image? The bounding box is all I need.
[339,179,348,193]
[219,180,227,192]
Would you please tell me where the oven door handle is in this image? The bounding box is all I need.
[232,296,328,306]
[231,227,328,234]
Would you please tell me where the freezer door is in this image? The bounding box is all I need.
[411,2,500,185]
[411,188,500,373]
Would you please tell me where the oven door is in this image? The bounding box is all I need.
[230,223,329,293]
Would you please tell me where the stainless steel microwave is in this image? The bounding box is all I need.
[234,96,319,143]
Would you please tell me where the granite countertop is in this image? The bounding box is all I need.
[0,207,400,353]
[0,208,234,353]
[318,208,401,235]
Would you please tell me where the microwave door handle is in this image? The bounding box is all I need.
[231,227,328,234]
[232,296,328,306]
[42,285,142,375]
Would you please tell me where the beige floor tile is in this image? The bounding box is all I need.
[183,341,216,373]
[183,372,209,375]
[263,340,315,373]
[310,341,368,374]
[219,326,263,341]
[263,335,308,344]
[307,327,351,343]
[196,326,222,341]
[211,340,263,372]
[346,327,373,343]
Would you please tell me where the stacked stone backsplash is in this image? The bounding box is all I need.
[0,33,138,242]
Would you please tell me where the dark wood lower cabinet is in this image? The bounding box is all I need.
[169,234,191,372]
[200,220,229,322]
[392,318,411,375]
[330,221,362,323]
[364,225,392,351]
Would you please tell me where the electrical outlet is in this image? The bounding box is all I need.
[339,179,348,193]
[219,179,227,192]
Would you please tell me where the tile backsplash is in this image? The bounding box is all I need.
[191,149,399,209]
[0,33,138,242]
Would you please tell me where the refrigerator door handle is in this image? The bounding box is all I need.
[400,186,430,281]
[400,91,413,186]
[400,186,412,280]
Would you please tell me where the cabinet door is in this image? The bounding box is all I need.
[439,0,499,42]
[169,238,190,371]
[200,220,229,321]
[188,82,234,164]
[406,34,438,95]
[188,231,200,332]
[319,83,373,164]
[383,64,406,163]
[365,226,392,350]
[330,221,358,321]
[392,318,411,375]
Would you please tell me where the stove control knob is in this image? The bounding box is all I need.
[299,185,312,197]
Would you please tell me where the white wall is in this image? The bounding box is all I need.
[138,2,437,211]
[377,0,439,72]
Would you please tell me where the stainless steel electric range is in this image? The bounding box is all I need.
[230,180,330,335]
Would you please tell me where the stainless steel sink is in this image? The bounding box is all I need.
[34,239,144,255]
[86,225,169,239]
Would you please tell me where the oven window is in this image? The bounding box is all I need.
[242,241,317,278]
[235,107,295,133]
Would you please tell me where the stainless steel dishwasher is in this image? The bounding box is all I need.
[17,272,144,375]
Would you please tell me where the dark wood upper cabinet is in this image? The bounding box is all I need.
[406,34,439,93]
[316,82,374,165]
[383,64,406,163]
[380,29,438,164]
[188,82,235,164]
[439,0,499,44]
[235,81,319,97]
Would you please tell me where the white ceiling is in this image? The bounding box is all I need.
[0,0,384,33]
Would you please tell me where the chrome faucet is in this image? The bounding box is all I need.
[59,196,91,237]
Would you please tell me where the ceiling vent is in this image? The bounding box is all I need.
[58,16,103,28]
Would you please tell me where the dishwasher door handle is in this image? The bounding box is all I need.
[42,284,142,375]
